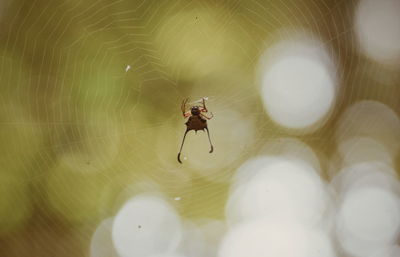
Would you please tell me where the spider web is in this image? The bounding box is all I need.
[0,0,399,256]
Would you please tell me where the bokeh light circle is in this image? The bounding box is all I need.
[258,36,337,132]
[355,0,400,66]
[226,157,329,227]
[112,194,182,257]
[336,186,400,257]
[218,219,336,257]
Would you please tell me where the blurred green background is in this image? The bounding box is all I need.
[0,0,399,256]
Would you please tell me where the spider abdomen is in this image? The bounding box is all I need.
[186,115,207,131]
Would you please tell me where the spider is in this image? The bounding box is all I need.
[177,97,214,164]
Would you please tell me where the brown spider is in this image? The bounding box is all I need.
[177,98,214,164]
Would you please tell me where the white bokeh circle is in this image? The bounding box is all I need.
[258,35,337,131]
[112,194,182,257]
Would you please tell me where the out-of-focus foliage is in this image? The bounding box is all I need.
[0,0,399,256]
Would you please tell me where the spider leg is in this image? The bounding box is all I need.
[177,128,189,164]
[200,113,214,120]
[205,127,214,153]
[181,98,189,117]
[201,97,208,112]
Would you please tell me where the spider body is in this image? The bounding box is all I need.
[185,114,207,132]
[178,98,214,163]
